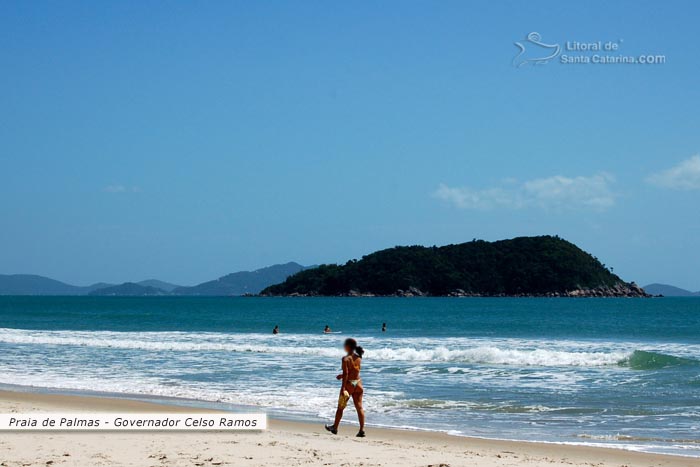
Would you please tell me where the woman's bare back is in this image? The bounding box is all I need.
[344,354,362,382]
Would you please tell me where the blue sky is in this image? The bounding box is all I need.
[1,1,699,288]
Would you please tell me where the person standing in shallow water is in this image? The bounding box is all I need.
[272,325,279,335]
[381,323,386,332]
[325,338,365,437]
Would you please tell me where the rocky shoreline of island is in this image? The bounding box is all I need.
[264,282,650,298]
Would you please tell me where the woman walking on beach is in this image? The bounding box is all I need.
[325,338,365,437]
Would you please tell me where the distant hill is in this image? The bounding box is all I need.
[173,262,310,296]
[0,264,308,296]
[0,274,105,295]
[88,282,116,291]
[136,279,181,293]
[643,283,700,297]
[262,236,648,298]
[89,282,168,296]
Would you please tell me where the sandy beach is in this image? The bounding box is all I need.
[0,389,694,467]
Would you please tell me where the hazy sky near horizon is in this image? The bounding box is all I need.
[1,1,699,289]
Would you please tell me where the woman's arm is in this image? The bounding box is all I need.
[337,357,349,385]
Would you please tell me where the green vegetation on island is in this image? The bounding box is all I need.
[261,236,648,297]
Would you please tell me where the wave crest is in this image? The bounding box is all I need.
[619,350,700,370]
[1,328,696,368]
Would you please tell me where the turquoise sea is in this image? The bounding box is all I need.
[0,297,699,456]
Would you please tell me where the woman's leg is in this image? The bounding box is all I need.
[352,387,365,431]
[332,403,345,429]
[331,386,350,429]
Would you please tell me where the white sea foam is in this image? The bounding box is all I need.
[0,328,645,367]
[369,346,630,366]
[1,325,699,458]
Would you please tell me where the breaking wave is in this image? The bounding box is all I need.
[5,328,695,368]
[620,350,700,370]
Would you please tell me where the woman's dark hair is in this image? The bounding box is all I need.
[344,338,364,358]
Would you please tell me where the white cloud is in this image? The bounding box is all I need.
[647,155,700,190]
[523,173,616,209]
[433,184,520,210]
[103,185,141,193]
[104,185,126,193]
[434,173,616,211]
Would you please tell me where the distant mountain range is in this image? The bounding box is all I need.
[172,262,309,296]
[0,274,108,296]
[1,263,308,296]
[642,283,700,297]
[135,279,181,293]
[88,282,171,297]
[4,264,697,298]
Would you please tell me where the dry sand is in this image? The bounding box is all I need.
[0,390,695,467]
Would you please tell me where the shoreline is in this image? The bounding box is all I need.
[1,388,696,467]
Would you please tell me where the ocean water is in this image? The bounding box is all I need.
[0,297,699,456]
